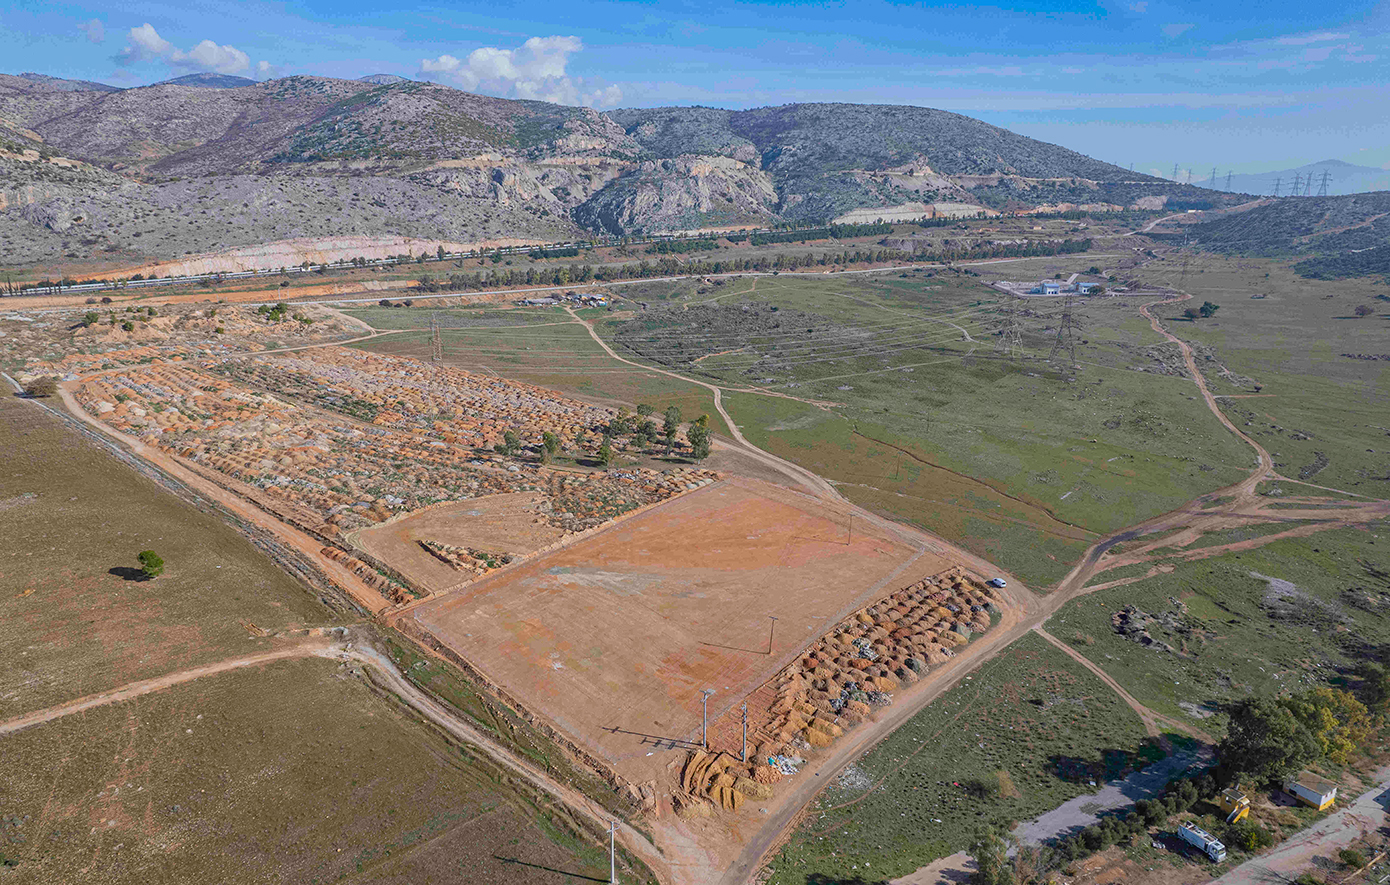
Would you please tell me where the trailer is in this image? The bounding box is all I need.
[1285,771,1337,811]
[1177,821,1226,862]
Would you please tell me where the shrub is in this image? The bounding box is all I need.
[23,377,58,398]
[137,550,164,579]
[1340,849,1367,869]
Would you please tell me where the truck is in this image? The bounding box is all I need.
[1177,821,1226,862]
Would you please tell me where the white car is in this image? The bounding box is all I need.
[987,578,1007,588]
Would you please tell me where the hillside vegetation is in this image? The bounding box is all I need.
[1177,193,1390,279]
[2,71,1233,265]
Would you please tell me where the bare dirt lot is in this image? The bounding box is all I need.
[352,491,566,594]
[405,475,953,781]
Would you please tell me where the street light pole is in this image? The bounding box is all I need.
[609,820,617,884]
[701,689,716,750]
[741,701,748,762]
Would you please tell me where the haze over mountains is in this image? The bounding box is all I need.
[1212,159,1390,198]
[1,71,1240,268]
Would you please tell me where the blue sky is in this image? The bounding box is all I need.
[4,0,1385,177]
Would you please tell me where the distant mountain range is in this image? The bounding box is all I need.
[1,70,1235,268]
[1211,159,1390,197]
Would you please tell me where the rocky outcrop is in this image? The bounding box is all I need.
[573,154,778,234]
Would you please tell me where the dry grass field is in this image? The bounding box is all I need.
[0,393,337,717]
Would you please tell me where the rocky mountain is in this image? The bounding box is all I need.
[358,74,411,85]
[0,71,1228,268]
[157,73,258,89]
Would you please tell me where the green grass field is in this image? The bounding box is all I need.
[595,272,1254,586]
[1049,526,1390,727]
[765,632,1155,884]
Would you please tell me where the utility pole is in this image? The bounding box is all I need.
[767,616,778,655]
[609,820,618,884]
[1048,291,1083,367]
[430,312,443,362]
[701,689,715,750]
[1316,170,1331,197]
[741,702,748,763]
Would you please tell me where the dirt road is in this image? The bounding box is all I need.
[564,306,841,499]
[1213,768,1390,885]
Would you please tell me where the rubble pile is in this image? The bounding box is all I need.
[418,540,513,575]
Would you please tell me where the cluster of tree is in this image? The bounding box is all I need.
[496,404,713,469]
[1183,301,1220,320]
[1219,686,1373,784]
[255,302,311,324]
[646,238,718,255]
[527,246,582,260]
[724,221,893,246]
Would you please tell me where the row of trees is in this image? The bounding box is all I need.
[415,238,1094,293]
[498,404,713,468]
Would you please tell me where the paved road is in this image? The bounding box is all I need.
[1012,746,1215,847]
[1213,768,1390,885]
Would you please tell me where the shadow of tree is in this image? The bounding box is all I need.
[108,566,151,582]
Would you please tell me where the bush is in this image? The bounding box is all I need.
[137,550,164,579]
[1226,819,1275,852]
[1340,849,1367,869]
[23,377,58,398]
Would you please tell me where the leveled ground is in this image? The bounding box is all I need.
[0,656,639,884]
[764,631,1154,883]
[0,391,336,716]
[405,476,955,780]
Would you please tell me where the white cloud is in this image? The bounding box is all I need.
[1127,2,1148,12]
[1161,23,1195,38]
[114,23,250,75]
[1275,31,1350,46]
[419,35,622,107]
[78,19,105,44]
[255,60,283,80]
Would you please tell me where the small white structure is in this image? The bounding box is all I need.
[1285,771,1338,810]
[1177,821,1226,862]
[1078,282,1099,294]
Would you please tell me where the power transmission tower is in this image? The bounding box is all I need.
[993,290,1024,357]
[1209,166,1217,188]
[1292,173,1303,197]
[1185,169,1192,184]
[1048,291,1083,366]
[1273,177,1282,197]
[429,312,443,362]
[1316,170,1330,197]
[1172,162,1180,181]
[1225,171,1233,190]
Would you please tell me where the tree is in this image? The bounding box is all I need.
[969,828,1015,885]
[663,406,682,452]
[541,431,560,457]
[686,416,712,461]
[1285,687,1372,765]
[494,430,521,456]
[137,550,164,579]
[1356,661,1390,711]
[1354,304,1375,318]
[1199,300,1220,318]
[636,403,655,418]
[1219,696,1320,783]
[82,311,99,327]
[23,377,58,398]
[597,441,614,467]
[436,245,446,261]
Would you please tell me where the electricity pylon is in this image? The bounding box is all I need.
[993,291,1024,357]
[1048,291,1083,366]
[430,312,443,362]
